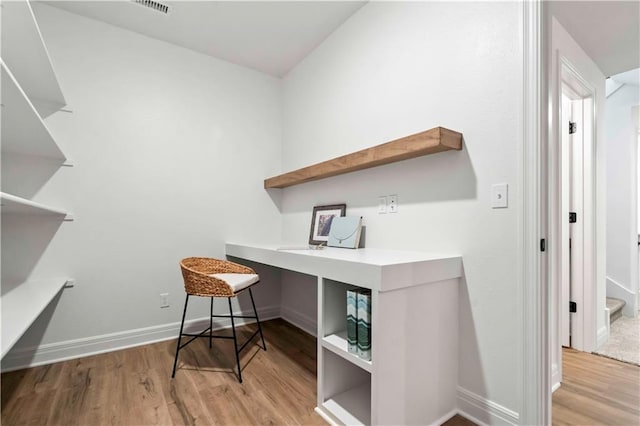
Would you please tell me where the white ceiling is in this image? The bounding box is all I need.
[550,1,640,77]
[45,1,639,80]
[45,1,367,77]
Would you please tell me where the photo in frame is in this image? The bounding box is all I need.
[308,204,346,245]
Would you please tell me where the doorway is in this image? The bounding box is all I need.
[552,57,598,390]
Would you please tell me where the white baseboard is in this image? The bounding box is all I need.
[430,409,458,426]
[596,324,609,349]
[280,305,317,337]
[551,362,561,393]
[457,386,519,426]
[1,305,280,373]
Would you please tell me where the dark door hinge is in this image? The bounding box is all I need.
[569,121,577,134]
[540,239,546,252]
[569,212,577,223]
[569,301,577,313]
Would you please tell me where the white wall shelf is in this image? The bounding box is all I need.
[1,61,67,161]
[1,192,70,218]
[1,0,66,113]
[322,331,373,373]
[1,278,68,357]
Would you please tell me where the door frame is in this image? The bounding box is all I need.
[521,1,548,424]
[523,3,604,424]
[557,58,597,353]
[548,53,599,397]
[632,106,639,315]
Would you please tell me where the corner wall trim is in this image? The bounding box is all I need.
[1,305,280,372]
[280,305,317,337]
[457,386,519,426]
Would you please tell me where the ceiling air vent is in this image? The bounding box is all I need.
[130,0,171,14]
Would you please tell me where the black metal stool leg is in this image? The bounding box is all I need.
[249,288,267,351]
[171,294,190,378]
[209,297,214,349]
[228,297,243,383]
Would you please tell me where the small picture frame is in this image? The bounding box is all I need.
[309,204,346,245]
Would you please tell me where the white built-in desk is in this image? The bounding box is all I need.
[226,243,463,426]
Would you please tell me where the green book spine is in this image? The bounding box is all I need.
[347,290,358,354]
[356,290,372,361]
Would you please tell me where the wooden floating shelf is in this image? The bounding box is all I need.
[264,126,463,189]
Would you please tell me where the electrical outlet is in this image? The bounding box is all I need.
[388,195,398,213]
[160,293,170,308]
[378,196,387,214]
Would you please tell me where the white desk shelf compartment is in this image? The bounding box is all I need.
[226,243,462,425]
[1,278,69,358]
[1,0,66,115]
[322,331,372,373]
[1,61,67,161]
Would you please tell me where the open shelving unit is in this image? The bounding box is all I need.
[319,278,373,425]
[1,0,72,359]
[264,126,463,188]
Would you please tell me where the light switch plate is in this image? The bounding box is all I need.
[492,183,508,208]
[388,195,398,213]
[378,196,387,214]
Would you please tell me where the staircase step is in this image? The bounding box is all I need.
[606,297,626,324]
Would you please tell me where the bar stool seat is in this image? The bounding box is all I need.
[209,273,259,292]
[171,257,267,383]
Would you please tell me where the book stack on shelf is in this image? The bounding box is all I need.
[347,289,372,361]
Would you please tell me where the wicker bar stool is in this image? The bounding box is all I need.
[171,257,267,383]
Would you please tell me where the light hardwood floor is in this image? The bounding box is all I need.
[2,321,638,425]
[552,348,640,425]
[2,319,325,425]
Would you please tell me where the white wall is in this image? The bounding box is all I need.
[606,83,639,317]
[278,1,523,421]
[2,4,284,368]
